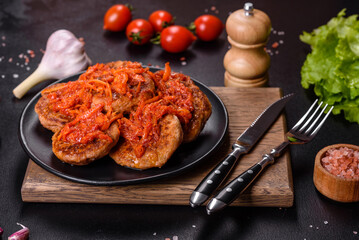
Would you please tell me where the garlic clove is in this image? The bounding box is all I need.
[13,29,91,99]
[8,223,29,240]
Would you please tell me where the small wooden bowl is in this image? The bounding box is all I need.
[313,144,359,203]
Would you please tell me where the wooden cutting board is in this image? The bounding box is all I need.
[21,87,293,207]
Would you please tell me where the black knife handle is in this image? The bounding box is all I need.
[189,147,246,207]
[206,154,275,214]
[206,141,291,214]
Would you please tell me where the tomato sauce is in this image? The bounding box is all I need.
[44,80,93,119]
[120,63,194,157]
[59,104,114,144]
[44,61,195,155]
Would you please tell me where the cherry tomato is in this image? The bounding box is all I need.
[160,25,196,53]
[193,15,224,41]
[149,10,174,32]
[103,4,132,32]
[126,19,154,45]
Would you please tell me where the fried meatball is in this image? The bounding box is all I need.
[181,78,212,143]
[35,60,211,170]
[52,121,120,165]
[110,115,183,170]
[153,69,212,143]
[111,72,155,114]
[35,83,77,133]
[35,61,153,132]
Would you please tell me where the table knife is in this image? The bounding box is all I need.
[189,93,294,207]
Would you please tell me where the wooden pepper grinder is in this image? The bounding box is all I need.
[224,2,271,87]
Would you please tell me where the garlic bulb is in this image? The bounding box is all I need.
[13,29,92,99]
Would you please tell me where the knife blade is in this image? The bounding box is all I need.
[189,93,294,207]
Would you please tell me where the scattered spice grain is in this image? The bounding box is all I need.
[272,42,279,48]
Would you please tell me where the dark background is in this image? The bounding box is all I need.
[1,0,359,239]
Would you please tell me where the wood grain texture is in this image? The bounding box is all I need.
[21,87,294,207]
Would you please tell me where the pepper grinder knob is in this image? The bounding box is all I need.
[224,2,271,87]
[244,2,254,16]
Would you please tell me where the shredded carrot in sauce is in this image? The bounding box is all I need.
[45,61,195,156]
[44,80,93,119]
[119,63,195,157]
[112,72,129,96]
[152,67,194,124]
[162,62,171,82]
[58,104,114,144]
[78,63,114,83]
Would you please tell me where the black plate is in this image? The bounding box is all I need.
[18,69,228,185]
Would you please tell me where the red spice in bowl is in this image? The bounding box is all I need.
[321,147,359,180]
[313,144,359,202]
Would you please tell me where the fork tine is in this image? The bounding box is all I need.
[304,103,328,134]
[299,101,323,132]
[291,99,318,131]
[309,105,334,137]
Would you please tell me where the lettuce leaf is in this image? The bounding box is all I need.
[300,9,359,123]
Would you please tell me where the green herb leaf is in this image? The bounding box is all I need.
[300,9,359,124]
[287,136,297,142]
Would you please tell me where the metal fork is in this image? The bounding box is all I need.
[206,99,334,214]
